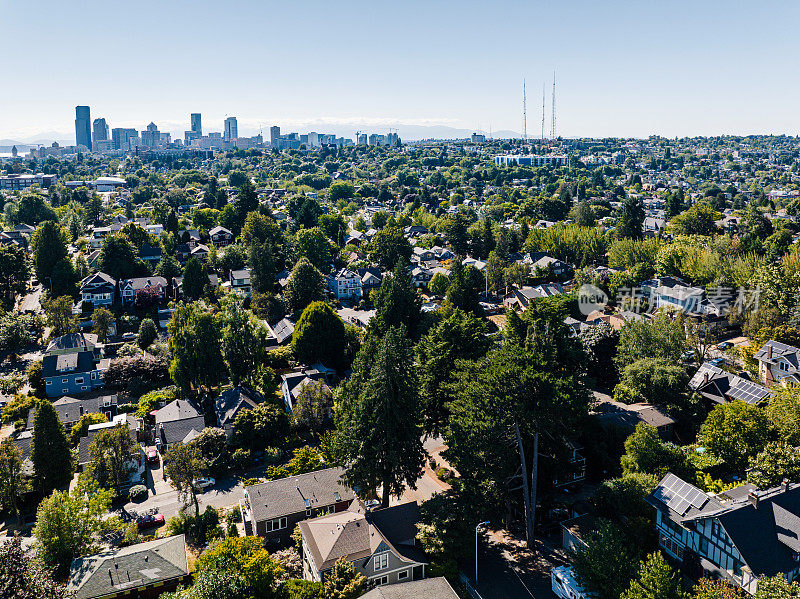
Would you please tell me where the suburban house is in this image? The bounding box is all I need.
[77,417,144,492]
[241,466,355,543]
[648,473,800,594]
[267,317,295,345]
[172,273,219,300]
[689,363,773,406]
[503,283,564,312]
[46,332,104,361]
[209,225,233,247]
[119,276,168,306]
[42,351,109,398]
[41,394,119,430]
[410,267,433,288]
[138,242,161,267]
[299,501,427,586]
[229,268,252,297]
[67,535,190,599]
[214,386,263,437]
[755,340,800,388]
[281,369,326,412]
[358,267,383,297]
[154,399,205,452]
[329,268,362,300]
[593,400,676,440]
[524,252,572,278]
[358,577,458,599]
[79,272,117,309]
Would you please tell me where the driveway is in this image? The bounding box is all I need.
[391,436,452,506]
[17,285,43,313]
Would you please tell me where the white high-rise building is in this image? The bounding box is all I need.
[224,117,238,141]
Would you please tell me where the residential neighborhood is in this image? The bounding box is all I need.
[4,22,800,597]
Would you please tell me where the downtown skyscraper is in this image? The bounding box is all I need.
[75,105,91,150]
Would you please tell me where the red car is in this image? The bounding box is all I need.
[146,449,159,465]
[136,513,165,529]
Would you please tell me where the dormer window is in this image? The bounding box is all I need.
[780,361,790,372]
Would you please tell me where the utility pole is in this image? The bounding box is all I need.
[551,71,556,140]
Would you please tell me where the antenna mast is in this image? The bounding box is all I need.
[522,78,527,141]
[551,71,556,139]
[541,83,545,141]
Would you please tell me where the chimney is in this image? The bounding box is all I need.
[768,344,773,360]
[748,491,759,509]
[783,479,790,493]
[703,372,709,385]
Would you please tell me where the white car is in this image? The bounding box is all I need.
[121,332,137,341]
[363,499,381,510]
[193,477,215,491]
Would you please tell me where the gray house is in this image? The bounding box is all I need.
[358,577,458,599]
[241,466,355,544]
[299,501,427,586]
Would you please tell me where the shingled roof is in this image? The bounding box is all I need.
[67,535,188,599]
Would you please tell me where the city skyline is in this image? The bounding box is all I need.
[2,0,800,141]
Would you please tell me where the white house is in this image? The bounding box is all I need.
[328,268,362,299]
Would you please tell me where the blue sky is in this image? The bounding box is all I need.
[2,0,799,141]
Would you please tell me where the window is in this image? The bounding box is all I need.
[398,570,409,580]
[373,553,388,571]
[75,377,84,385]
[780,361,790,372]
[699,536,709,555]
[265,517,287,532]
[62,378,68,384]
[374,576,388,586]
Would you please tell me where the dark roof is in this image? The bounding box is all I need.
[268,318,295,344]
[359,578,458,599]
[244,466,354,522]
[648,473,722,519]
[157,415,206,446]
[67,535,188,599]
[42,350,96,378]
[368,502,421,547]
[120,276,167,291]
[214,386,262,428]
[46,332,98,353]
[51,394,117,425]
[594,401,676,431]
[689,362,772,405]
[155,399,202,424]
[138,243,161,259]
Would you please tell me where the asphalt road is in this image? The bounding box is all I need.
[18,284,43,313]
[122,456,243,522]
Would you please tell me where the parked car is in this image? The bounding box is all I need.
[146,449,159,465]
[681,351,695,362]
[717,341,733,350]
[709,357,725,367]
[122,332,137,341]
[193,477,215,491]
[136,513,165,529]
[363,499,381,510]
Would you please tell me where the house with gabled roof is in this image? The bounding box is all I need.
[214,385,263,437]
[648,473,800,594]
[67,535,190,599]
[42,351,109,398]
[241,466,355,543]
[299,501,427,586]
[689,363,773,406]
[755,340,800,388]
[209,225,233,247]
[359,577,458,599]
[79,272,116,309]
[119,276,167,306]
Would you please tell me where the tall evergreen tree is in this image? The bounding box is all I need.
[336,326,426,507]
[182,257,209,300]
[370,258,422,338]
[617,196,645,239]
[31,401,73,495]
[284,257,325,314]
[30,221,68,285]
[445,258,481,315]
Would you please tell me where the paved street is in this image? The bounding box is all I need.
[472,530,564,599]
[17,284,43,313]
[121,455,243,523]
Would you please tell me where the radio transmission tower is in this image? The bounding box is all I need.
[541,83,545,141]
[522,78,527,141]
[550,71,556,139]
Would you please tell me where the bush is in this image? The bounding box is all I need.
[167,506,223,546]
[226,505,242,522]
[1,393,38,424]
[128,485,148,501]
[105,354,170,389]
[435,467,454,482]
[116,402,137,414]
[231,448,253,471]
[226,520,239,537]
[241,477,263,487]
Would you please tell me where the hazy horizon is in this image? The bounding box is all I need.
[3,0,800,143]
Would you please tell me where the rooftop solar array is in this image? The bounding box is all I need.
[728,379,773,405]
[653,473,709,516]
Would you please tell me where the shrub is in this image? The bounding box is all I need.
[128,485,148,501]
[226,505,242,522]
[241,477,263,487]
[231,449,253,471]
[105,354,170,389]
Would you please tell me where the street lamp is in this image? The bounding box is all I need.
[475,520,490,583]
